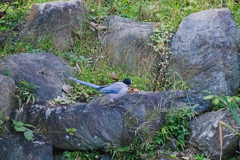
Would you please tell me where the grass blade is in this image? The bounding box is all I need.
[223,96,240,126]
[219,121,223,160]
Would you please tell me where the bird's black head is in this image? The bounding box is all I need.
[122,78,131,86]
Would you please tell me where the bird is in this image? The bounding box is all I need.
[69,77,131,102]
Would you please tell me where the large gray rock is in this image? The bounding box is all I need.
[26,90,210,150]
[102,16,157,74]
[190,109,239,160]
[169,8,240,96]
[0,52,75,101]
[0,74,17,134]
[22,0,86,49]
[0,134,53,160]
[27,92,170,150]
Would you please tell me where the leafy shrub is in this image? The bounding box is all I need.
[12,120,35,141]
[63,150,101,160]
[66,128,77,136]
[0,112,10,134]
[16,81,37,107]
[155,107,194,150]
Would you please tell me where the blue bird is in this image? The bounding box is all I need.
[69,77,131,102]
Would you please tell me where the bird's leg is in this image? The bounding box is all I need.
[99,97,115,106]
[103,99,117,107]
[108,99,118,107]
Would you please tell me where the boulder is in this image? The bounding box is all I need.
[26,90,210,150]
[0,134,53,160]
[0,74,17,134]
[21,0,86,49]
[169,8,240,96]
[189,109,240,160]
[158,90,212,114]
[27,92,170,150]
[102,16,157,74]
[0,52,75,101]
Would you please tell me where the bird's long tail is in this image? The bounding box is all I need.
[69,77,100,89]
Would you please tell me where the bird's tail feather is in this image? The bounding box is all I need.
[69,77,100,89]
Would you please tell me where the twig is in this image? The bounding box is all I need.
[4,124,12,134]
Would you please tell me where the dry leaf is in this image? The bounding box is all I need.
[89,21,107,32]
[89,21,99,28]
[89,26,95,32]
[98,25,107,31]
[107,72,119,81]
[48,100,55,106]
[62,92,66,98]
[99,80,105,86]
[130,88,139,94]
[100,15,107,19]
[76,63,82,74]
[62,83,73,95]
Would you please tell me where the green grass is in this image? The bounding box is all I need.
[0,0,55,32]
[1,0,240,95]
[83,0,240,26]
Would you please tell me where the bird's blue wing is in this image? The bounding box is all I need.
[98,82,122,94]
[99,89,119,93]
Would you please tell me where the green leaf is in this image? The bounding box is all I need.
[122,0,128,4]
[15,126,27,132]
[21,81,26,85]
[223,96,240,126]
[148,5,155,10]
[226,96,232,103]
[32,96,35,104]
[66,128,77,135]
[23,123,36,128]
[13,120,23,127]
[71,128,77,132]
[234,96,240,102]
[24,130,34,141]
[204,95,215,100]
[5,116,10,121]
[0,28,9,31]
[167,3,173,8]
[26,95,32,104]
[66,128,77,132]
[212,98,220,105]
